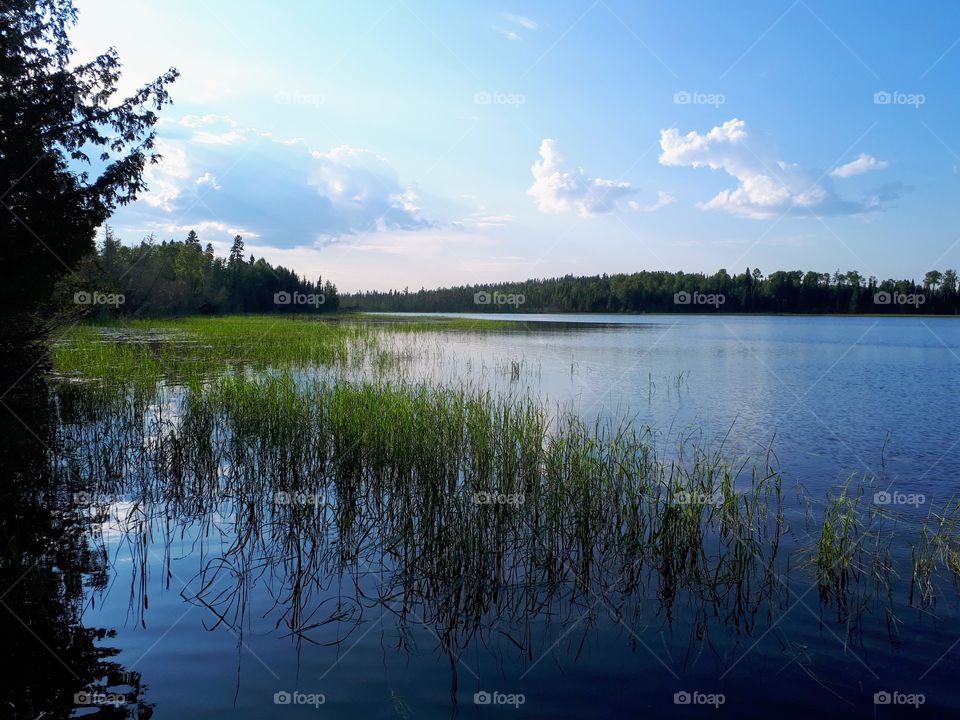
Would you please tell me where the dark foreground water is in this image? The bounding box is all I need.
[5,314,960,719]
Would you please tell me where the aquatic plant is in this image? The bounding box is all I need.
[49,314,960,679]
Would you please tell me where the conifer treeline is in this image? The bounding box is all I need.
[67,233,959,317]
[61,228,339,316]
[341,269,957,314]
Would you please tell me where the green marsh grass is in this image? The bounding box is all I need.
[49,315,960,655]
[52,314,511,385]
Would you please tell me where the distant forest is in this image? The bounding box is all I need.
[61,228,339,316]
[64,232,960,316]
[341,268,959,314]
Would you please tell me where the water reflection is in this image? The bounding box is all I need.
[11,318,960,716]
[48,364,949,714]
[0,355,148,719]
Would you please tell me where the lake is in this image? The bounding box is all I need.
[378,313,960,495]
[9,313,960,719]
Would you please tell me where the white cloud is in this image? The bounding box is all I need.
[179,114,234,128]
[142,139,189,210]
[153,220,259,239]
[135,115,429,245]
[528,139,635,216]
[628,190,675,213]
[176,114,245,144]
[659,118,876,218]
[193,128,245,145]
[501,12,538,30]
[830,153,889,178]
[195,172,221,190]
[493,26,521,41]
[245,227,496,292]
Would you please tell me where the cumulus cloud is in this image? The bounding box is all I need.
[140,140,189,211]
[659,118,878,218]
[528,139,636,216]
[135,115,429,246]
[829,152,889,178]
[195,172,221,190]
[628,190,675,213]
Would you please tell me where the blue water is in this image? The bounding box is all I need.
[75,315,960,718]
[382,314,960,499]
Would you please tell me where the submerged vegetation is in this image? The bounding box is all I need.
[62,370,789,650]
[50,315,960,672]
[52,314,512,384]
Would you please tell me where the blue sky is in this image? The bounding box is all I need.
[73,0,960,291]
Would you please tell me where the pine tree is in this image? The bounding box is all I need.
[229,235,245,265]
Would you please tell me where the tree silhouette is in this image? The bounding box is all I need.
[0,0,178,347]
[341,268,959,315]
[228,234,245,265]
[63,228,340,315]
[0,359,152,719]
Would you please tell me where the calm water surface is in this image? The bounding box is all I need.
[386,313,960,496]
[61,315,960,717]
